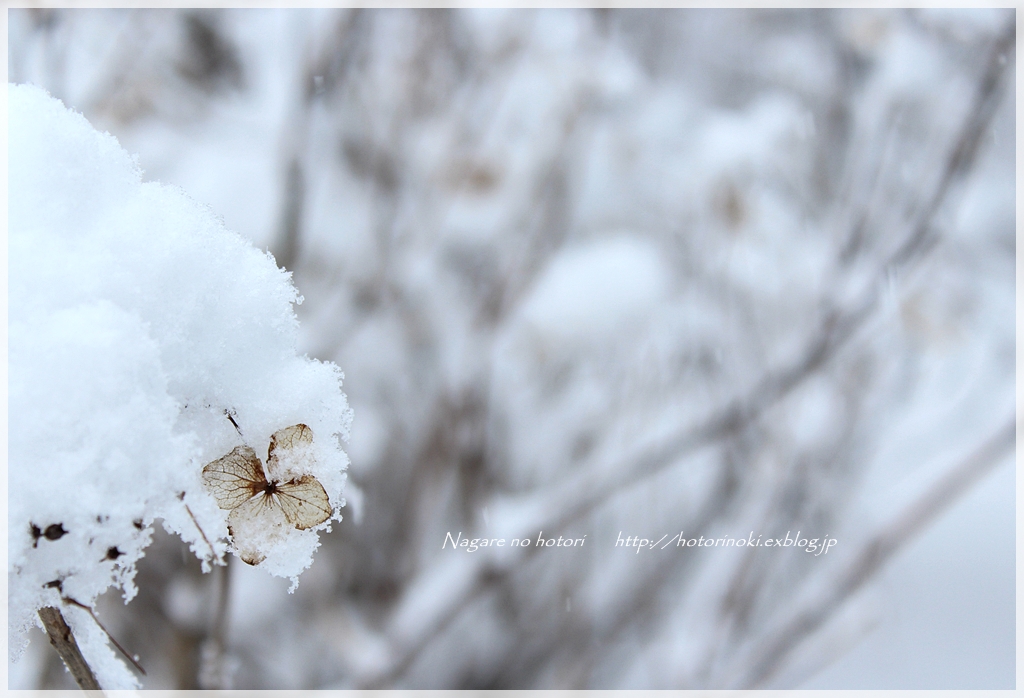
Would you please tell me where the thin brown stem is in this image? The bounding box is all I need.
[38,606,103,691]
[184,502,217,564]
[61,597,146,676]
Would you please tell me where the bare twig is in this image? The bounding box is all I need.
[359,14,1015,687]
[736,415,1016,687]
[61,597,146,676]
[211,553,232,653]
[273,158,305,272]
[888,20,1014,270]
[38,606,103,691]
[488,461,743,687]
[198,554,233,689]
[515,5,1016,586]
[183,502,217,564]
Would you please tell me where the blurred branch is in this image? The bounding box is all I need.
[272,10,366,273]
[273,158,305,273]
[17,10,1010,690]
[887,18,1015,270]
[537,8,1015,560]
[359,15,1014,688]
[198,555,233,688]
[735,415,1016,687]
[490,459,742,687]
[495,140,576,322]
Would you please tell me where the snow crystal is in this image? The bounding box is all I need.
[8,83,352,684]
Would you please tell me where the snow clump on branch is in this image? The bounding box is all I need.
[8,83,352,686]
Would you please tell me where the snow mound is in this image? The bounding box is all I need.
[8,83,352,685]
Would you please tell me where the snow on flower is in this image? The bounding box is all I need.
[8,83,352,687]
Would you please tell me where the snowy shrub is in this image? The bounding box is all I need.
[7,9,1014,690]
[8,83,351,687]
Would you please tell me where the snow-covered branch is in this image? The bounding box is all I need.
[8,83,351,688]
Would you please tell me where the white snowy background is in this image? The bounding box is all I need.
[7,8,1015,689]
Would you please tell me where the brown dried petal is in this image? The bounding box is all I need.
[202,445,266,510]
[275,475,332,530]
[267,423,314,475]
